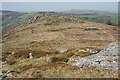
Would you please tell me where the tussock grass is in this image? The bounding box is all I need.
[50,52,74,63]
[2,47,118,78]
[2,13,118,78]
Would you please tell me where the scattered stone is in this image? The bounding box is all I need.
[1,70,20,79]
[29,53,34,59]
[60,49,68,53]
[85,48,98,53]
[47,58,54,64]
[78,48,98,53]
[27,18,32,24]
[6,70,19,77]
[78,49,86,52]
[12,52,15,55]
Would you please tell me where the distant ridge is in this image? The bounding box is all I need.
[0,10,22,14]
[61,9,114,15]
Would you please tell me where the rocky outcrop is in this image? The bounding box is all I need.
[0,70,20,79]
[27,16,39,24]
[70,41,119,70]
[26,12,81,24]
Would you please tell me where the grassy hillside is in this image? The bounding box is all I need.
[2,12,118,78]
[2,10,118,31]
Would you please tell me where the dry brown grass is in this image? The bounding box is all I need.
[50,52,74,63]
[2,20,118,53]
[2,50,118,78]
[10,62,118,78]
[2,14,119,78]
[41,65,118,78]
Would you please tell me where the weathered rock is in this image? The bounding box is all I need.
[1,75,7,79]
[69,56,82,62]
[71,41,119,70]
[1,70,20,79]
[32,16,39,23]
[92,60,118,70]
[40,17,45,22]
[85,48,98,53]
[78,49,86,52]
[78,48,98,53]
[0,72,3,79]
[27,18,32,24]
[27,16,39,24]
[60,49,68,53]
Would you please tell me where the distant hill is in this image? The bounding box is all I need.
[1,10,20,14]
[1,10,23,18]
[61,9,118,26]
[2,10,39,31]
[61,9,111,15]
[2,10,24,30]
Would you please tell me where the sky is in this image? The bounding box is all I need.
[1,0,120,2]
[2,2,118,13]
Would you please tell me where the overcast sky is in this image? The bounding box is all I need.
[2,2,118,13]
[1,0,120,2]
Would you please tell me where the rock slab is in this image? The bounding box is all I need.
[71,41,119,70]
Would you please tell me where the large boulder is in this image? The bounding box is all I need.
[71,41,119,70]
